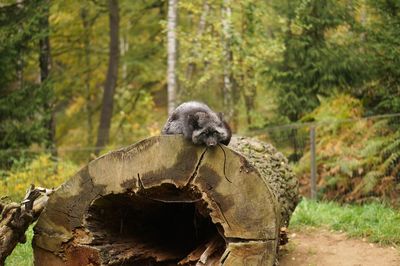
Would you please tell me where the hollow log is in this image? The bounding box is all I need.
[33,136,299,266]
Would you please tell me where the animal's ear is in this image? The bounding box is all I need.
[218,112,225,121]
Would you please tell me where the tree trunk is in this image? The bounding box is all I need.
[95,0,119,155]
[185,0,209,82]
[38,0,56,157]
[39,1,50,83]
[16,0,24,90]
[167,0,178,115]
[221,0,239,130]
[33,136,299,266]
[80,5,94,147]
[240,2,257,128]
[120,21,130,84]
[243,87,256,127]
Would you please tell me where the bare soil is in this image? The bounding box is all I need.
[279,228,400,266]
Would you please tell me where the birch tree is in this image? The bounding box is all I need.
[185,0,210,82]
[167,0,178,115]
[222,0,238,128]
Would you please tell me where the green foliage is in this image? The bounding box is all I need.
[269,0,362,122]
[0,1,53,168]
[358,0,400,114]
[302,95,363,123]
[0,154,77,201]
[52,0,166,155]
[291,199,400,245]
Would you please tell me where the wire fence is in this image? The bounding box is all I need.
[247,113,400,201]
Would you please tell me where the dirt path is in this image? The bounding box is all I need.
[279,228,400,266]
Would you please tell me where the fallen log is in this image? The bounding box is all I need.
[0,185,53,265]
[33,136,299,265]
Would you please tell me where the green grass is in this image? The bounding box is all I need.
[5,226,34,266]
[5,200,400,265]
[290,198,400,246]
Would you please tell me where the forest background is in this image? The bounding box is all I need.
[0,0,399,206]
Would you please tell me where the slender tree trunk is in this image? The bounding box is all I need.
[222,0,232,111]
[120,20,130,84]
[38,0,56,157]
[95,0,119,155]
[360,2,367,42]
[222,0,238,130]
[80,6,94,147]
[185,0,209,82]
[243,88,256,126]
[16,56,24,90]
[167,0,178,115]
[241,3,256,128]
[16,0,24,90]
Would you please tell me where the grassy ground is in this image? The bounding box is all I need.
[5,199,400,265]
[290,199,400,246]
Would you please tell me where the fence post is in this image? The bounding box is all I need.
[310,126,317,199]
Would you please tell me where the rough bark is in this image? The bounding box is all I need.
[95,0,119,155]
[33,136,299,266]
[229,137,300,228]
[167,0,178,115]
[0,186,53,265]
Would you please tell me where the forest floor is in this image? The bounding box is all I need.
[279,228,400,266]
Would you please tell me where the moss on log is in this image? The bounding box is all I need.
[229,137,300,228]
[33,136,299,266]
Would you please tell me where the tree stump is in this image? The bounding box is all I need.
[33,136,299,266]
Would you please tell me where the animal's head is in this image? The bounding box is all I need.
[189,112,231,147]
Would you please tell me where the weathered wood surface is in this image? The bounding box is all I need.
[229,137,300,228]
[0,186,52,266]
[33,135,299,266]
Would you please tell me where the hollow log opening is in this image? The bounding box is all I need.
[84,184,226,265]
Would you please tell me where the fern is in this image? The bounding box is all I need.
[338,158,361,178]
[381,152,400,175]
[359,138,385,158]
[381,135,400,159]
[370,119,389,134]
[293,95,400,204]
[361,171,381,195]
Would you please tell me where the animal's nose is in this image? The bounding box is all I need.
[207,141,217,147]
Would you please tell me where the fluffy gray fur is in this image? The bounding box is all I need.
[162,101,231,147]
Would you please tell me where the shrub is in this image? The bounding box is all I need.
[0,154,78,201]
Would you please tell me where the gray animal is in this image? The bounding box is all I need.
[162,101,231,147]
